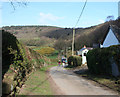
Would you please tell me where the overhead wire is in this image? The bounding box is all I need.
[74,0,88,28]
[72,0,87,55]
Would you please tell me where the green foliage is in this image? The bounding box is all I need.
[68,55,82,67]
[2,30,55,96]
[2,30,27,77]
[68,56,73,66]
[29,48,45,68]
[2,30,32,96]
[18,64,58,96]
[46,54,58,65]
[86,45,120,75]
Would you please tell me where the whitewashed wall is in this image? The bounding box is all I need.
[82,49,88,64]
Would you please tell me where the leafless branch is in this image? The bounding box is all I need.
[9,0,28,11]
[10,1,16,10]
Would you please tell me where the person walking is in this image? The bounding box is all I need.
[62,61,65,67]
[58,60,61,67]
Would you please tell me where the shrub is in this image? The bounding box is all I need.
[68,56,73,65]
[34,47,55,55]
[68,55,82,67]
[2,30,33,96]
[86,45,120,75]
[2,30,52,96]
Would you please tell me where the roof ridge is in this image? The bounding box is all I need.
[110,24,120,29]
[110,25,120,43]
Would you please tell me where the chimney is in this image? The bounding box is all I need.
[83,45,86,48]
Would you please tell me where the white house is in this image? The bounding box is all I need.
[100,25,120,48]
[77,46,93,64]
[81,48,89,64]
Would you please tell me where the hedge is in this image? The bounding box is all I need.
[86,45,120,75]
[2,30,51,96]
[68,55,82,67]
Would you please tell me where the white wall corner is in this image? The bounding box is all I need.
[100,44,103,48]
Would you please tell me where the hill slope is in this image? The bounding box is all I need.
[2,26,61,47]
[2,19,120,50]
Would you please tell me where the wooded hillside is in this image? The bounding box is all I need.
[2,19,120,50]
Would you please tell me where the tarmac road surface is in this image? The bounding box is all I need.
[49,66,119,96]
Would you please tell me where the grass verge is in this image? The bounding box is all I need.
[17,64,57,96]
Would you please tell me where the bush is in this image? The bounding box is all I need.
[86,45,120,75]
[68,55,82,67]
[68,56,73,65]
[34,47,55,55]
[2,30,52,96]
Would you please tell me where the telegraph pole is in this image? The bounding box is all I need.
[71,0,87,56]
[72,28,75,56]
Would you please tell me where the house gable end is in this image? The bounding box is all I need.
[102,28,120,47]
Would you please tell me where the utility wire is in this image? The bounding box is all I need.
[72,0,87,55]
[74,0,87,28]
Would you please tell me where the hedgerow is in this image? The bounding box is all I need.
[68,55,82,67]
[2,30,51,96]
[86,45,120,75]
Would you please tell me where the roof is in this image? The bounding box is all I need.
[110,25,120,42]
[77,47,93,55]
[117,16,120,20]
[101,25,120,45]
[86,47,93,50]
[80,48,86,51]
[79,47,93,51]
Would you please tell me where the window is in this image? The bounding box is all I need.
[84,53,87,56]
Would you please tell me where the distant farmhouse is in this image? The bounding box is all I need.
[100,25,120,48]
[77,46,93,64]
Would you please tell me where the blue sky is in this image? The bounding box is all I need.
[0,1,119,28]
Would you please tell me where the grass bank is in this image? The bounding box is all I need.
[16,46,59,96]
[17,64,57,96]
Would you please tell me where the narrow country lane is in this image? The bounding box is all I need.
[49,66,119,95]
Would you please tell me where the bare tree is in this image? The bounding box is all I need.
[9,0,28,10]
[106,15,114,22]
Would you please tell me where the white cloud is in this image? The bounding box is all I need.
[99,19,105,23]
[39,12,64,24]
